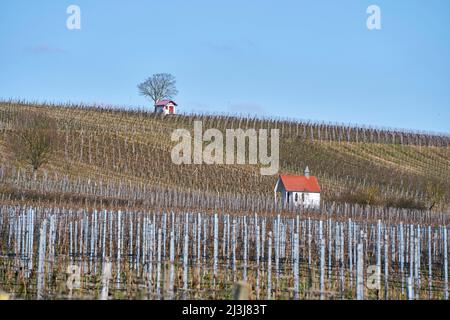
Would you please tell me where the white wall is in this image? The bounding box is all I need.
[287,191,320,208]
[155,104,176,115]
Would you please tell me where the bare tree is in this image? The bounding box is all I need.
[137,73,178,112]
[7,112,58,172]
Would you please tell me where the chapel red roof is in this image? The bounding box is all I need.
[155,100,178,106]
[279,175,321,193]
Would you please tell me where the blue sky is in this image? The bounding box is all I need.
[1,0,449,133]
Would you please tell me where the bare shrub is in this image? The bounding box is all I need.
[6,112,58,172]
[426,181,447,210]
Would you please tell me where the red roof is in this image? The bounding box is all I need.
[155,100,178,106]
[279,175,321,193]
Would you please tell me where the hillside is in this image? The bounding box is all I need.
[0,100,449,211]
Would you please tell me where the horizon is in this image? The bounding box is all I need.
[1,0,450,133]
[3,98,449,137]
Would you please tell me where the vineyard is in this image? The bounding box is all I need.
[0,204,448,300]
[0,100,449,300]
[0,100,449,210]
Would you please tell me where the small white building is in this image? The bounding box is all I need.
[274,167,321,208]
[154,100,177,114]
